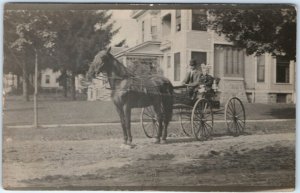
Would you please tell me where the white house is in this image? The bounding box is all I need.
[127,9,296,104]
[89,9,296,104]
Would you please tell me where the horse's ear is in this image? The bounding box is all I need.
[107,47,111,54]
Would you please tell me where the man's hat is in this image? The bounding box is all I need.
[189,59,197,66]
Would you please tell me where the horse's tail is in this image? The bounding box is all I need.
[162,82,174,123]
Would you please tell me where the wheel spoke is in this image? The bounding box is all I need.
[235,108,244,117]
[226,110,234,116]
[199,124,204,138]
[233,99,236,112]
[237,118,245,125]
[203,102,208,112]
[228,101,234,113]
[237,119,245,130]
[203,112,212,120]
[194,124,201,137]
[143,112,155,119]
[194,112,203,120]
[227,120,235,130]
[233,121,238,134]
[204,121,213,130]
[203,123,211,138]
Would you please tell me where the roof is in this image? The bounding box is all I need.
[114,41,163,58]
[110,46,127,56]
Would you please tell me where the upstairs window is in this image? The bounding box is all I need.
[176,10,181,32]
[151,17,158,40]
[142,20,145,42]
[192,9,207,31]
[45,75,50,84]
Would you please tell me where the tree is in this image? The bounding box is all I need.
[208,5,296,61]
[4,10,57,100]
[49,10,119,100]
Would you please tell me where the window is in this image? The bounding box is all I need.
[162,14,171,37]
[214,44,245,77]
[192,9,207,31]
[276,56,290,83]
[167,56,171,68]
[176,10,181,31]
[151,18,158,40]
[277,93,287,103]
[257,55,265,82]
[174,53,180,81]
[45,75,50,84]
[191,51,207,67]
[142,21,145,42]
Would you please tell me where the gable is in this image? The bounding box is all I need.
[130,44,161,54]
[115,41,163,58]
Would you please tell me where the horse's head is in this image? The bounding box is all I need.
[86,47,111,81]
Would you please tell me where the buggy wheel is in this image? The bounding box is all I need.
[225,97,246,136]
[191,99,214,141]
[179,106,193,137]
[141,106,158,138]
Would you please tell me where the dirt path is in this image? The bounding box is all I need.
[3,130,295,191]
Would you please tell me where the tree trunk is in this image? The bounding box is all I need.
[71,73,76,100]
[17,75,20,92]
[22,62,29,101]
[63,83,68,98]
[61,70,68,98]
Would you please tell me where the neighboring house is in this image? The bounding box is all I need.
[4,68,86,95]
[3,72,18,93]
[127,9,296,104]
[40,68,61,91]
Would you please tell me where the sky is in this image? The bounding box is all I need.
[110,10,138,47]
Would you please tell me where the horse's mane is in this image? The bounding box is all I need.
[107,52,133,78]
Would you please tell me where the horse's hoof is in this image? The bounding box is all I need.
[161,140,167,144]
[120,143,134,149]
[154,139,160,144]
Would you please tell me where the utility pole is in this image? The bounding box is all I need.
[34,49,38,128]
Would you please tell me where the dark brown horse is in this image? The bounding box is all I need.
[87,47,173,145]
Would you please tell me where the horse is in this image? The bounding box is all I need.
[87,47,173,145]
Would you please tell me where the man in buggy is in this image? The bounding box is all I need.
[182,61,214,101]
[182,59,202,100]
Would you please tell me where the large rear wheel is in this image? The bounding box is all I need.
[225,97,246,136]
[191,99,214,141]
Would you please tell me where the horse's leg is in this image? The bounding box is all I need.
[162,119,168,144]
[124,104,133,144]
[153,103,163,144]
[161,92,173,144]
[115,104,128,144]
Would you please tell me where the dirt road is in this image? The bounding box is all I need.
[3,121,295,191]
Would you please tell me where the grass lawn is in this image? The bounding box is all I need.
[3,98,296,126]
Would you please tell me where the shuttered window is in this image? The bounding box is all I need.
[174,52,180,81]
[214,44,245,77]
[257,55,265,82]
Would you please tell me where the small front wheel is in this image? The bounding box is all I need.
[191,98,214,141]
[179,106,193,137]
